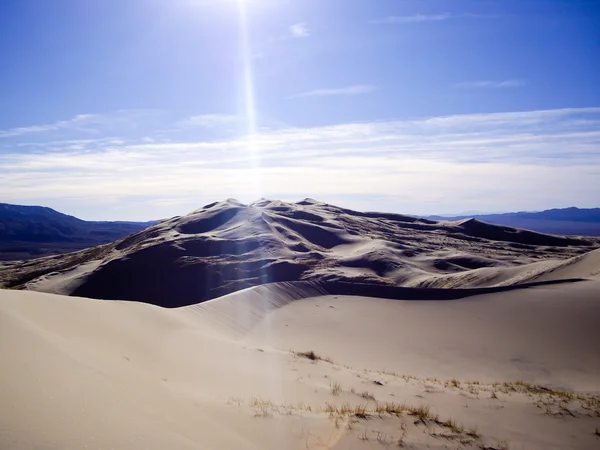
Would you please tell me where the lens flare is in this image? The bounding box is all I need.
[237,0,261,201]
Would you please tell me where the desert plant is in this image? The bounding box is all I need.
[294,350,333,363]
[359,391,376,401]
[442,417,464,433]
[330,381,342,396]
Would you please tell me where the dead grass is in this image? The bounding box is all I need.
[294,350,333,363]
[330,381,342,396]
[325,403,369,419]
[359,391,376,401]
[441,417,464,433]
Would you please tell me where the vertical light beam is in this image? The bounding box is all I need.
[237,0,261,201]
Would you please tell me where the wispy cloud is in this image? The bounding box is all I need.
[2,107,599,219]
[0,114,96,138]
[370,13,497,25]
[290,22,310,38]
[454,80,526,88]
[370,13,452,24]
[177,114,240,128]
[288,85,376,99]
[0,109,160,139]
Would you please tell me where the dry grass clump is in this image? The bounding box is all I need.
[359,391,376,401]
[372,402,439,421]
[493,380,600,415]
[407,404,439,421]
[374,401,407,416]
[294,350,333,363]
[330,381,342,396]
[325,403,369,419]
[249,397,276,418]
[441,417,464,434]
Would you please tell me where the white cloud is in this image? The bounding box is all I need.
[454,80,526,88]
[178,114,240,128]
[288,85,377,99]
[290,22,310,38]
[1,107,599,219]
[0,114,97,138]
[0,109,160,139]
[370,14,452,24]
[370,13,498,25]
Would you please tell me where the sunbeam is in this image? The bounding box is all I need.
[237,0,261,201]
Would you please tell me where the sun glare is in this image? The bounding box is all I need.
[236,0,261,201]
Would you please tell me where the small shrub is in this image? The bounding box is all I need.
[442,417,464,433]
[294,350,333,363]
[330,381,342,396]
[359,391,376,401]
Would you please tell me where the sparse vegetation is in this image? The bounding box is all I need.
[330,381,342,396]
[494,439,510,449]
[325,402,369,419]
[407,404,439,421]
[294,350,333,363]
[359,390,376,401]
[441,417,464,433]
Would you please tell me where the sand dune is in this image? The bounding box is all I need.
[1,199,599,448]
[1,199,597,306]
[1,280,599,449]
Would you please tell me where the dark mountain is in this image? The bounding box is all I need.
[0,203,155,260]
[427,207,600,236]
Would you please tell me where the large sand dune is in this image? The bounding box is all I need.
[1,280,599,449]
[1,199,599,449]
[1,199,597,306]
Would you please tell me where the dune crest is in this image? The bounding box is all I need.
[1,199,598,307]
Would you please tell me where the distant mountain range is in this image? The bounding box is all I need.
[0,203,155,261]
[426,207,600,237]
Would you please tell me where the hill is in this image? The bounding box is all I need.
[2,198,597,307]
[1,277,599,449]
[0,203,154,260]
[428,207,600,236]
[2,199,600,449]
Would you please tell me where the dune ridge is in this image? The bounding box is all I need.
[1,278,599,449]
[1,198,598,307]
[1,199,600,449]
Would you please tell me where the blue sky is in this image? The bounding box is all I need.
[1,0,599,220]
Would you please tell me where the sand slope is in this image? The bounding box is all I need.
[1,281,599,449]
[1,199,597,307]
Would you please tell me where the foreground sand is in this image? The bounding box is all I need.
[1,280,599,449]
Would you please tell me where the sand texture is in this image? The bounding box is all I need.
[1,199,599,449]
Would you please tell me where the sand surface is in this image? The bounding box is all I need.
[2,199,599,448]
[1,199,598,307]
[2,280,599,449]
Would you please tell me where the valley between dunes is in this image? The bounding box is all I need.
[1,199,599,449]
